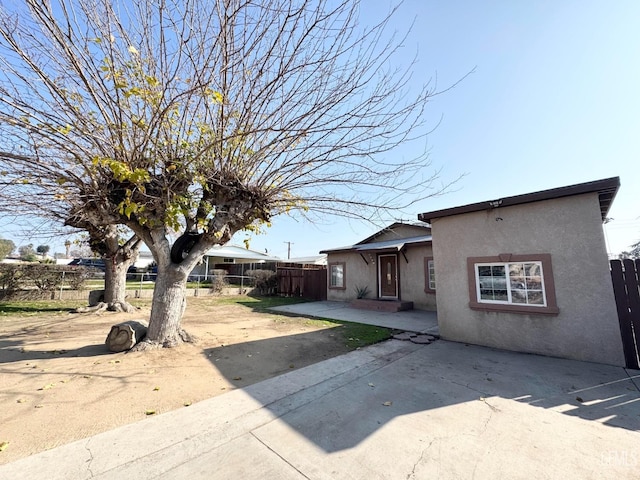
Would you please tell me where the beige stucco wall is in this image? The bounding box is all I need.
[326,244,436,310]
[431,192,625,366]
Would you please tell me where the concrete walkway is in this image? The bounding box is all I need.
[270,300,440,335]
[1,304,639,479]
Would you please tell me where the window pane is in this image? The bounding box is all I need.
[511,289,527,303]
[526,277,542,290]
[494,290,508,301]
[330,265,343,287]
[525,263,540,276]
[509,264,524,276]
[478,266,492,277]
[491,265,505,276]
[480,289,494,300]
[428,260,436,290]
[527,291,544,305]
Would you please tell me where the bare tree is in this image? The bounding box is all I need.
[0,163,141,311]
[0,0,453,349]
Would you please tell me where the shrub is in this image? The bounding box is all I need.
[209,270,229,294]
[0,264,89,299]
[0,264,21,298]
[354,285,370,299]
[64,268,91,290]
[247,269,277,295]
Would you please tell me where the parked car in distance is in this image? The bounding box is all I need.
[68,258,106,276]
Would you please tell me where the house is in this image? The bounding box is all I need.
[189,244,281,279]
[320,177,625,367]
[278,255,327,269]
[320,222,435,311]
[418,176,624,367]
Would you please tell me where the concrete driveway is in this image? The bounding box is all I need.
[270,300,440,335]
[2,329,638,479]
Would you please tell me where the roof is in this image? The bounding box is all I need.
[203,244,281,263]
[320,234,432,255]
[281,255,327,265]
[355,222,431,245]
[418,177,620,223]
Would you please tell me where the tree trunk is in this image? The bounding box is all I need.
[105,320,148,352]
[103,258,134,312]
[130,228,204,350]
[136,266,191,349]
[100,230,141,313]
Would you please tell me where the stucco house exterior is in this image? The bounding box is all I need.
[320,222,436,311]
[418,176,624,367]
[320,177,625,367]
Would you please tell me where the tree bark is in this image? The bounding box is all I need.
[105,320,148,352]
[103,256,136,312]
[130,229,200,350]
[100,228,141,313]
[135,265,190,349]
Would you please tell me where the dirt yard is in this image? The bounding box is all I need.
[0,297,376,465]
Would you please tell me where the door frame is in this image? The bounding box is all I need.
[378,253,399,299]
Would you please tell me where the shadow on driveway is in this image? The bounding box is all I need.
[208,333,640,453]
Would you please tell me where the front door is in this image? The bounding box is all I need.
[378,254,398,299]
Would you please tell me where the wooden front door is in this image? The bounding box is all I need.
[379,254,398,299]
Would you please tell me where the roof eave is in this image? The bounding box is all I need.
[418,176,620,223]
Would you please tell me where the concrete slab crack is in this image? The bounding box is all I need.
[250,431,310,479]
[479,396,500,413]
[406,439,435,479]
[84,441,95,478]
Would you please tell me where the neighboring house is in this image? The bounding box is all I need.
[320,223,436,311]
[190,244,281,279]
[278,255,327,269]
[418,176,624,367]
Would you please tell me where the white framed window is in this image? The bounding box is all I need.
[329,262,345,289]
[475,261,546,306]
[424,257,436,293]
[466,254,558,315]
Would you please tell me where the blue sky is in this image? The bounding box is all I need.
[242,0,640,259]
[2,0,638,259]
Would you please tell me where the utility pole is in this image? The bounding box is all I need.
[284,241,294,260]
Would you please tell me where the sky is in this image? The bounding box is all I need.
[1,0,639,259]
[243,0,640,259]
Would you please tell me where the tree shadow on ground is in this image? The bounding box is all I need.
[203,327,354,390]
[0,339,113,364]
[0,305,78,314]
[206,335,640,453]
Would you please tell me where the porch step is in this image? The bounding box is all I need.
[349,299,414,313]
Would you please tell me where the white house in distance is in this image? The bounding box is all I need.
[189,244,281,279]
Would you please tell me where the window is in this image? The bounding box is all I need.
[424,257,436,293]
[476,262,544,305]
[467,254,558,315]
[329,262,345,289]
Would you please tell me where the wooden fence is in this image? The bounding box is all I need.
[277,267,327,301]
[610,259,640,369]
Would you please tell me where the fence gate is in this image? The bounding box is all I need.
[277,268,327,301]
[610,259,640,369]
